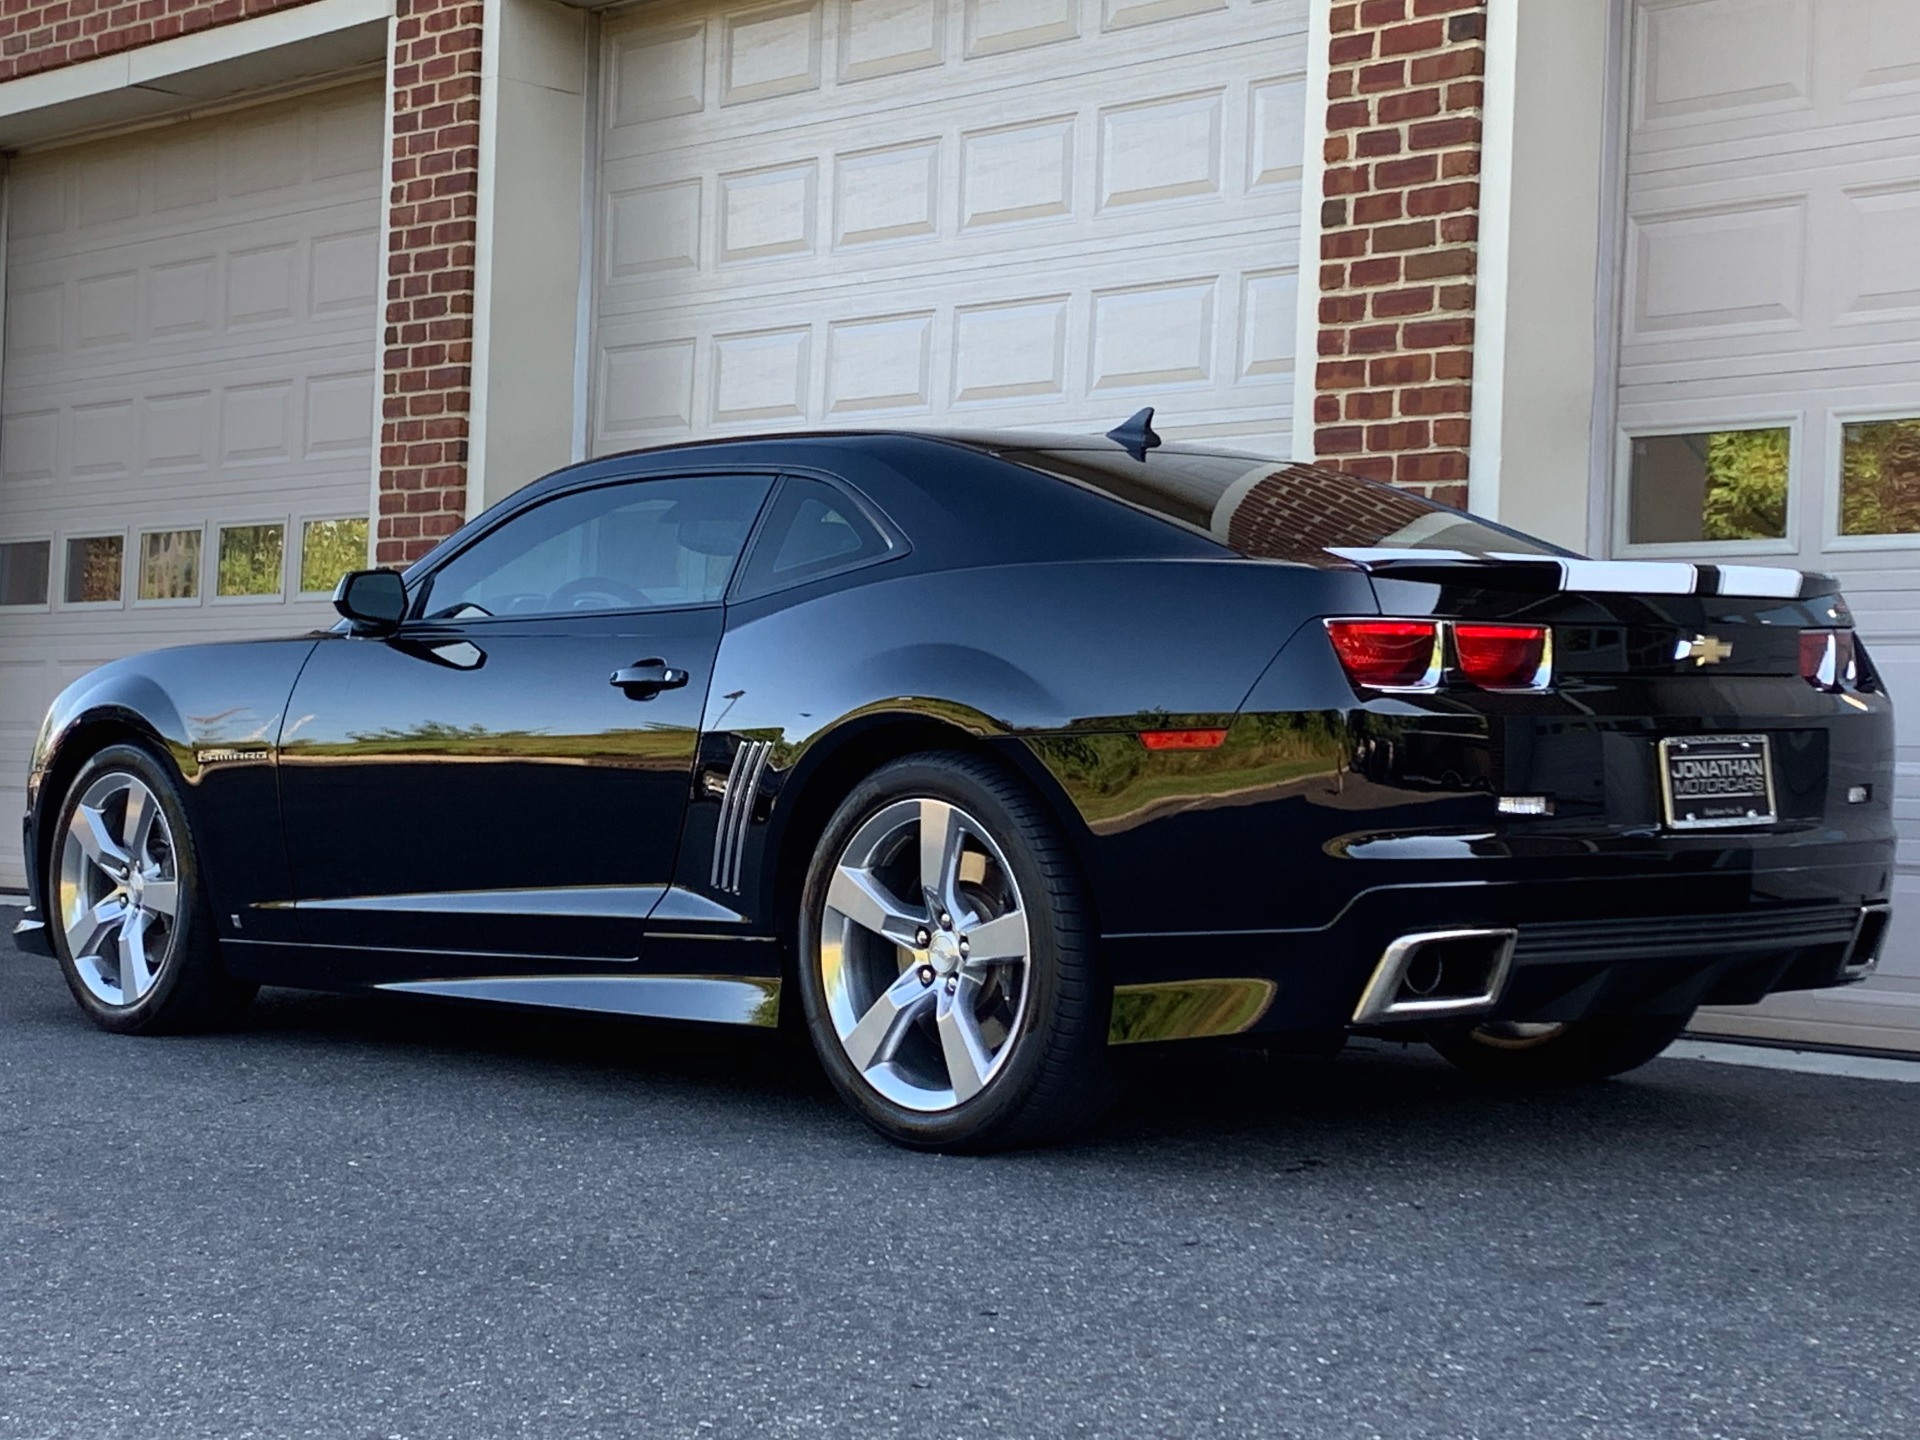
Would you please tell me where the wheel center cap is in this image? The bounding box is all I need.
[126,872,145,906]
[928,931,961,976]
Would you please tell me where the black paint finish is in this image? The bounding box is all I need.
[17,432,1897,1038]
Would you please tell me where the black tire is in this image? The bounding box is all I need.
[797,751,1113,1151]
[1428,1012,1693,1085]
[46,743,256,1035]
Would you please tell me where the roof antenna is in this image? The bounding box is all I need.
[1106,407,1163,462]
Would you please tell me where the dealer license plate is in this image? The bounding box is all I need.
[1658,734,1777,830]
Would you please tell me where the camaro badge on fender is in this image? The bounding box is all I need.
[1674,634,1733,666]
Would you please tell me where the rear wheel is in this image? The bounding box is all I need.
[798,753,1112,1150]
[1428,1013,1693,1085]
[49,744,255,1034]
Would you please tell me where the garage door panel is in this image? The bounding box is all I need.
[0,83,381,888]
[597,86,1304,294]
[1621,0,1920,1049]
[604,0,1304,157]
[594,0,1301,455]
[593,253,1294,448]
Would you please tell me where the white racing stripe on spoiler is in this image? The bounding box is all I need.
[1556,559,1698,594]
[1332,547,1825,600]
[1711,564,1804,599]
[1326,547,1477,564]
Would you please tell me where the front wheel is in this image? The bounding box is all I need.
[797,753,1113,1151]
[48,743,255,1034]
[1427,1013,1693,1085]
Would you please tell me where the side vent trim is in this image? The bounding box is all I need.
[711,740,774,894]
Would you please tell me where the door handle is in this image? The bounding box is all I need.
[610,659,689,699]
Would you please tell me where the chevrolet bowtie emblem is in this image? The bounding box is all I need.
[1675,634,1733,666]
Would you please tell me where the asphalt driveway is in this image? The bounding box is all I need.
[2,906,1915,1439]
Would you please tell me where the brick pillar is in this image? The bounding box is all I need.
[375,0,482,567]
[1315,0,1486,509]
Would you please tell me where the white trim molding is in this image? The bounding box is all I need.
[1465,0,1616,551]
[1289,0,1333,465]
[0,0,394,149]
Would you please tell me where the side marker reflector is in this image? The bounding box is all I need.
[1140,728,1230,751]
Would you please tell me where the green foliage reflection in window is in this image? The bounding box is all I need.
[1840,418,1920,537]
[1699,428,1790,541]
[217,524,285,598]
[300,517,369,594]
[1628,428,1789,545]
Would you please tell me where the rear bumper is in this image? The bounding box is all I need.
[1103,856,1892,1039]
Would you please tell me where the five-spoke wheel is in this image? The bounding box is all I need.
[800,753,1111,1150]
[821,796,1032,1111]
[60,770,181,1008]
[48,744,254,1034]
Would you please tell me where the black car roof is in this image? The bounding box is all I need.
[527,426,1265,489]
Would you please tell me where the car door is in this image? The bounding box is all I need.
[276,470,775,971]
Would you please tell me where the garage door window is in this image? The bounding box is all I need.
[63,536,124,605]
[1839,418,1920,538]
[0,540,50,607]
[1626,426,1791,548]
[300,518,369,595]
[137,530,202,603]
[216,524,286,600]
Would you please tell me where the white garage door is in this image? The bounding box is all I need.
[0,82,383,888]
[591,0,1307,457]
[1615,0,1920,1049]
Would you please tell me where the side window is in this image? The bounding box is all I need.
[735,476,892,598]
[420,473,773,620]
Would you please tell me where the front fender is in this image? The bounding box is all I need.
[24,640,321,939]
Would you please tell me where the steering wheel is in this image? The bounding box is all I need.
[546,575,654,612]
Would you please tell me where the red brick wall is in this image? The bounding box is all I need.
[375,0,480,567]
[1315,0,1487,510]
[0,0,319,80]
[1225,464,1440,565]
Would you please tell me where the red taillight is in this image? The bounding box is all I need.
[1325,620,1442,690]
[1140,728,1229,751]
[1454,624,1552,691]
[1800,629,1856,691]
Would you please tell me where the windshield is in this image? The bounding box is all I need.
[995,447,1567,565]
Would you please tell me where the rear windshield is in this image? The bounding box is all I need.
[996,447,1564,565]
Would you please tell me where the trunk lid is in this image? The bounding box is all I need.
[1344,551,1857,681]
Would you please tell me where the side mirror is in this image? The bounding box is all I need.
[332,569,407,634]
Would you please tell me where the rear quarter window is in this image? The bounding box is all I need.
[995,448,1564,565]
[734,476,894,598]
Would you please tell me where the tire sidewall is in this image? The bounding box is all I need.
[48,743,208,1034]
[798,755,1092,1149]
[1430,1012,1692,1084]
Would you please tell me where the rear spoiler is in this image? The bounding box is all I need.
[1327,549,1838,602]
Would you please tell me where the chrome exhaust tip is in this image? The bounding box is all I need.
[1351,928,1518,1025]
[1843,903,1892,980]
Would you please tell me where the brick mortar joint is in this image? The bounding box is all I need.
[1314,8,1486,482]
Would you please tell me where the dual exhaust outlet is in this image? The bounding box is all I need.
[1354,901,1893,1025]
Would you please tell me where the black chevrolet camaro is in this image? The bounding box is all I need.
[13,415,1896,1149]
